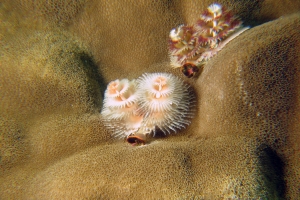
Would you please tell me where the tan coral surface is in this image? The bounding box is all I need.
[1,0,300,199]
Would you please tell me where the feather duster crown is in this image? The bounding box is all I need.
[101,73,195,140]
[168,3,249,77]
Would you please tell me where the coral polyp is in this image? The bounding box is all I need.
[101,73,195,142]
[137,73,195,136]
[168,3,249,77]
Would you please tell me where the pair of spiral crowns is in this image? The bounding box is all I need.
[169,3,249,77]
[101,73,195,145]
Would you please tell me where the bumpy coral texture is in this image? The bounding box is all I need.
[1,0,300,199]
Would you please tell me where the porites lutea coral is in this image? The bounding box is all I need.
[1,1,300,199]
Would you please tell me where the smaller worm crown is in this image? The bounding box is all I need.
[168,3,249,77]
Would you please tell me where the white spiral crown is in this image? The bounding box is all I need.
[101,73,195,138]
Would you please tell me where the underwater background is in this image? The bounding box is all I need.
[1,0,300,199]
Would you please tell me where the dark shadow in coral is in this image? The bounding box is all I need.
[232,0,266,27]
[257,145,285,198]
[78,52,107,110]
[151,127,169,138]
